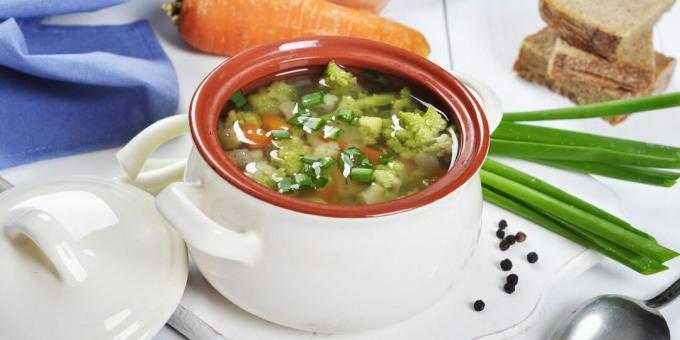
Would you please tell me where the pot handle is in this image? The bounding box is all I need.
[116,114,190,192]
[4,209,89,285]
[156,181,261,263]
[451,71,504,133]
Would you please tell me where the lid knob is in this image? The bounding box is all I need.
[5,208,90,285]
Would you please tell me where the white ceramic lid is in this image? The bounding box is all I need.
[0,177,188,340]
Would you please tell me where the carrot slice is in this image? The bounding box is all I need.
[361,146,382,164]
[315,182,337,203]
[174,0,430,57]
[241,124,271,148]
[262,116,290,131]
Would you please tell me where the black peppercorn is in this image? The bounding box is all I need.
[506,273,518,285]
[499,240,510,251]
[498,219,508,229]
[505,234,516,245]
[500,258,513,271]
[473,299,485,312]
[496,229,505,239]
[527,252,539,263]
[503,282,516,294]
[516,232,527,242]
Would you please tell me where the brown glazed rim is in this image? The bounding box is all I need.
[189,36,489,218]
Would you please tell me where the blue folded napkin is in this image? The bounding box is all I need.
[0,17,179,168]
[1,0,128,19]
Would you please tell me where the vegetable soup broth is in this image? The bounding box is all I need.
[218,62,459,205]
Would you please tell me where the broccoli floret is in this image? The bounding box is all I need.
[356,93,396,111]
[323,61,358,96]
[271,136,310,176]
[247,81,298,114]
[374,170,400,189]
[382,106,453,159]
[247,161,283,188]
[312,142,341,158]
[335,93,393,118]
[334,95,362,117]
[357,116,383,144]
[392,88,417,112]
[374,160,405,190]
[235,110,262,127]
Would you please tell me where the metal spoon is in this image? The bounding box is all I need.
[551,277,680,340]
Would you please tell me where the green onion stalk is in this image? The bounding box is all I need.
[489,119,680,186]
[502,92,680,121]
[480,159,678,275]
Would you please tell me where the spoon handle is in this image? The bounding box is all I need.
[646,277,680,309]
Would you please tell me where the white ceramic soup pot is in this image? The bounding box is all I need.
[117,37,502,333]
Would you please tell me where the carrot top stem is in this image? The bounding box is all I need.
[161,1,182,24]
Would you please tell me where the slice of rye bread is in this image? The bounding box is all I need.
[548,31,655,92]
[513,28,676,124]
[539,0,675,61]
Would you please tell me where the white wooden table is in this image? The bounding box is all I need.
[3,1,680,339]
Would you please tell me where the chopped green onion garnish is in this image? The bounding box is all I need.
[321,113,334,121]
[288,115,305,127]
[301,155,335,168]
[350,167,374,182]
[300,155,321,164]
[277,177,295,194]
[319,157,336,168]
[335,108,355,123]
[379,149,396,164]
[230,90,247,108]
[294,173,313,189]
[324,127,344,140]
[270,130,291,140]
[301,91,325,108]
[303,117,325,131]
[342,147,363,157]
[297,108,312,116]
[359,158,374,169]
[311,175,329,188]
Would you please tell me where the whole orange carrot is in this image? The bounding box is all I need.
[163,0,430,57]
[327,0,389,13]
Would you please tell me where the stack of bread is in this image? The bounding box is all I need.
[514,0,677,124]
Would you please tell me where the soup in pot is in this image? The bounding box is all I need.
[218,61,457,205]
